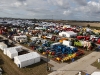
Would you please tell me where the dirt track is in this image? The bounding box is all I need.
[0,51,24,75]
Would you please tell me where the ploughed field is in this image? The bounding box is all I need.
[68,22,100,28]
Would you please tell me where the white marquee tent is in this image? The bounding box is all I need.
[86,27,91,32]
[51,42,61,48]
[14,52,40,68]
[0,42,7,51]
[63,40,71,46]
[59,31,77,38]
[6,48,18,59]
[91,72,100,75]
[4,46,22,59]
[14,46,23,52]
[13,35,27,41]
[30,37,40,41]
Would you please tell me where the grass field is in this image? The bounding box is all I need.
[91,60,100,70]
[0,50,53,75]
[68,22,100,28]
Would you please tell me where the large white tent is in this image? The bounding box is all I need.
[63,25,71,28]
[4,46,22,59]
[13,35,27,41]
[91,72,100,75]
[86,27,91,32]
[51,42,61,48]
[63,40,71,46]
[14,52,40,68]
[30,37,40,41]
[59,31,77,38]
[6,48,18,59]
[14,46,23,52]
[0,42,7,51]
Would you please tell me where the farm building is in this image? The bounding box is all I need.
[14,52,40,68]
[0,42,7,51]
[59,31,77,38]
[4,46,22,59]
[13,35,27,42]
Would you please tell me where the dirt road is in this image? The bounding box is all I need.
[0,51,24,75]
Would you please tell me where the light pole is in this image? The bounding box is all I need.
[46,47,52,72]
[46,53,49,71]
[52,15,53,21]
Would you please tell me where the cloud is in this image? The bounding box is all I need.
[74,0,87,6]
[48,0,70,9]
[72,0,100,20]
[11,1,27,7]
[79,1,100,14]
[17,0,27,2]
[23,2,27,6]
[11,2,22,7]
[63,10,72,15]
[0,0,100,21]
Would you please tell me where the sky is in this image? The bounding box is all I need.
[0,0,100,21]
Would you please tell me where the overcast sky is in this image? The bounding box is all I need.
[0,0,100,21]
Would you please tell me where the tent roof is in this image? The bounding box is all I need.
[15,54,27,62]
[25,53,34,60]
[0,42,7,47]
[31,52,40,57]
[6,46,22,49]
[30,37,40,40]
[60,31,77,35]
[15,52,40,62]
[14,35,27,38]
[66,31,77,34]
[5,46,22,54]
[7,48,18,54]
[51,42,61,46]
[91,72,100,75]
